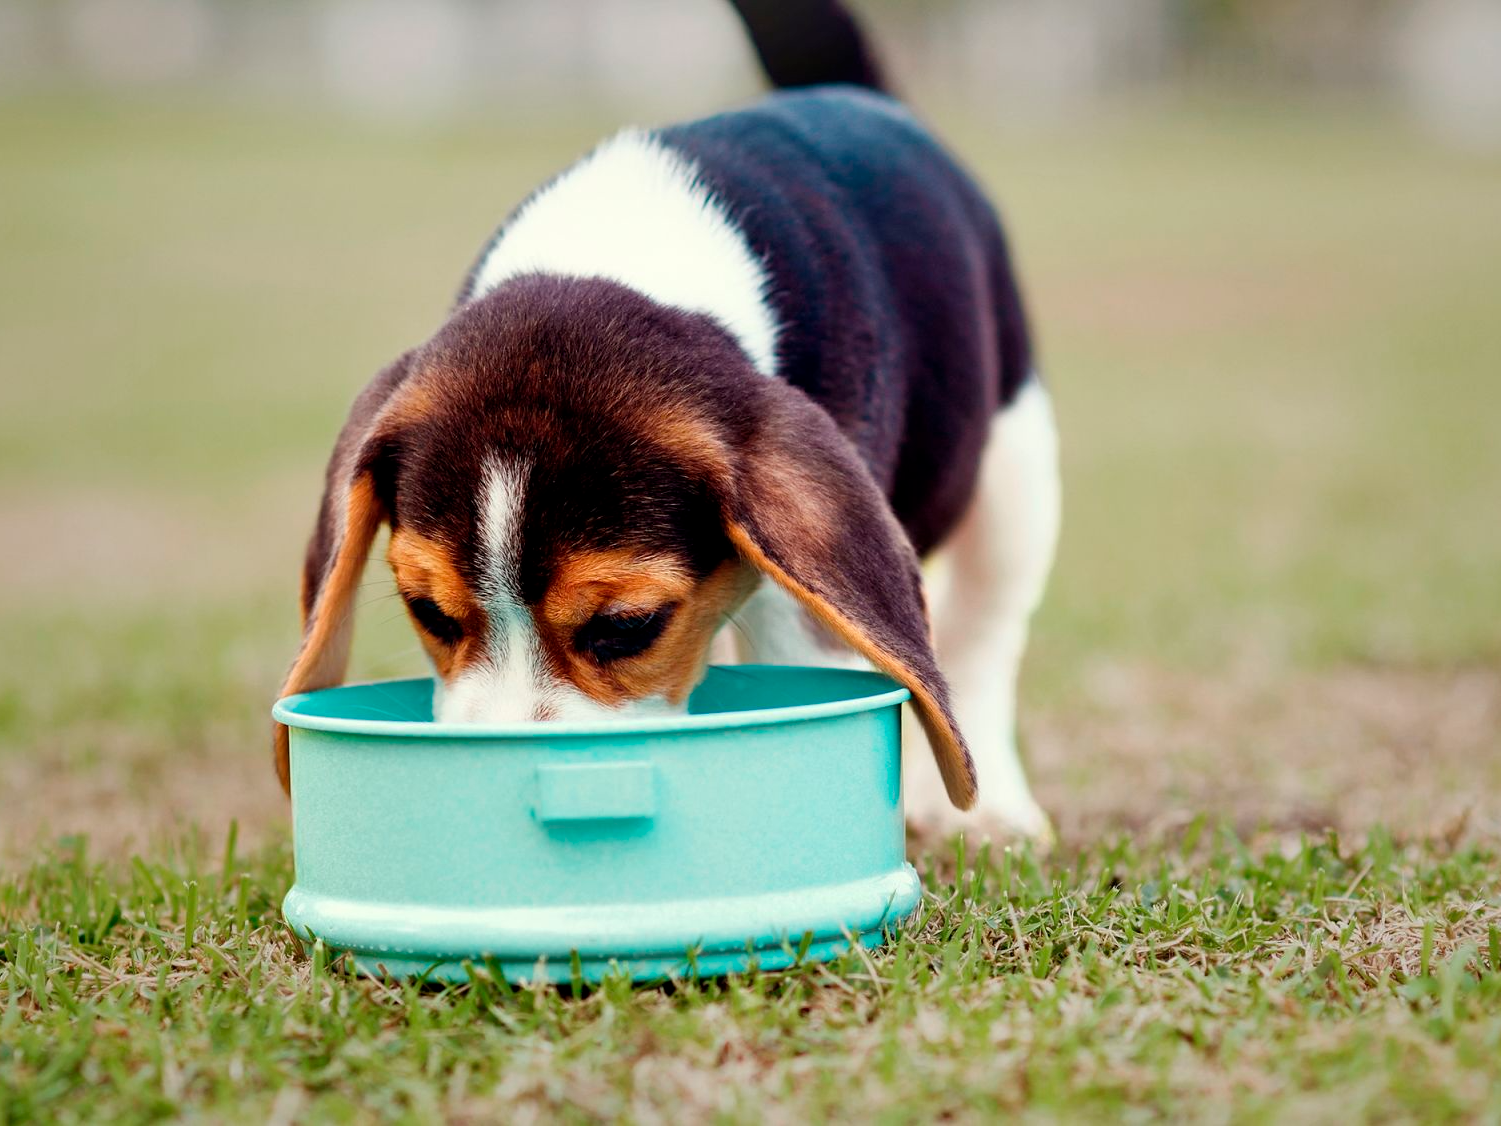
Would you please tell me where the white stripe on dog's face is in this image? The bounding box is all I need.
[477,457,526,603]
[436,459,551,723]
[431,457,683,724]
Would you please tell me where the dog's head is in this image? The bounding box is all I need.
[274,276,976,808]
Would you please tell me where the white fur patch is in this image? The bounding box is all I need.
[432,455,686,725]
[466,130,779,376]
[477,459,527,603]
[435,457,552,723]
[906,376,1061,841]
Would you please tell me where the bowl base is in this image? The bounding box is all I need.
[325,930,891,985]
[284,865,923,984]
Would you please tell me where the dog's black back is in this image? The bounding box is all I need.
[662,85,1033,553]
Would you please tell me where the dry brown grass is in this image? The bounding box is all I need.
[1031,661,1501,847]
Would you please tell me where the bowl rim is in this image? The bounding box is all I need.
[272,666,910,740]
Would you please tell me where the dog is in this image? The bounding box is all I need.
[273,0,1060,841]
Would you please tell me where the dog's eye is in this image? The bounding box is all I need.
[405,596,463,646]
[574,604,675,663]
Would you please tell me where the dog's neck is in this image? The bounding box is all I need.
[464,129,779,377]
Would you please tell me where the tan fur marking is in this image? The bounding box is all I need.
[382,373,439,426]
[639,405,734,479]
[606,560,757,703]
[274,362,447,794]
[724,522,978,810]
[541,549,694,630]
[388,531,480,618]
[386,529,489,679]
[274,476,383,792]
[538,551,756,708]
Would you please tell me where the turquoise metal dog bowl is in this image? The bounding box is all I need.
[274,665,921,983]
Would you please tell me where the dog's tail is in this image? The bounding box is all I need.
[726,0,888,95]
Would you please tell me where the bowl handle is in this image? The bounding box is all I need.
[534,761,656,823]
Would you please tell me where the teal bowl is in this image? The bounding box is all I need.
[273,665,921,983]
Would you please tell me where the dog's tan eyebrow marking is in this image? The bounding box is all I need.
[540,549,694,631]
[537,555,756,708]
[387,530,482,621]
[387,530,492,679]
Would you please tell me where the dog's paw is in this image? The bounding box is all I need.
[907,797,1056,854]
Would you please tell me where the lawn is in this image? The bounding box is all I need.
[2,91,1500,1121]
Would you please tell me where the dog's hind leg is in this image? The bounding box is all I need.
[905,376,1061,844]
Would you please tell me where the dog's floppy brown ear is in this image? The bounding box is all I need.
[721,380,978,810]
[273,353,415,793]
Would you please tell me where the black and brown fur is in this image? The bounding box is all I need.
[276,1,1041,814]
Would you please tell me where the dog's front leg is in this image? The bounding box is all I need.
[906,379,1061,846]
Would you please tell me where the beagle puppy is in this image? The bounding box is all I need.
[274,0,1060,840]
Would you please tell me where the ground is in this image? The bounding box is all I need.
[1,92,1499,1122]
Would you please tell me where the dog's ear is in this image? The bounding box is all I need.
[272,353,415,793]
[721,380,978,810]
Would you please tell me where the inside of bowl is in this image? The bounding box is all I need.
[278,665,903,725]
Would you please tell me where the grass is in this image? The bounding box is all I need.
[4,830,1500,1121]
[2,88,1500,1120]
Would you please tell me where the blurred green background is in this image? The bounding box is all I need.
[1,0,1498,855]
